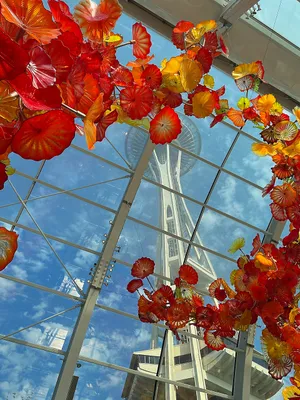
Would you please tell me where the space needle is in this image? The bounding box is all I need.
[122,114,281,399]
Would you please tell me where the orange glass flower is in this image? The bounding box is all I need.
[120,85,153,120]
[204,330,225,350]
[193,91,217,118]
[149,106,181,145]
[179,264,198,285]
[0,0,60,43]
[11,111,76,161]
[131,257,155,279]
[0,226,18,271]
[270,183,297,208]
[127,278,143,293]
[74,0,122,42]
[167,302,191,329]
[227,108,245,127]
[132,22,152,59]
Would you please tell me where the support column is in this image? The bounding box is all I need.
[52,139,155,400]
[232,326,256,400]
[164,330,177,400]
[232,217,285,400]
[189,325,208,400]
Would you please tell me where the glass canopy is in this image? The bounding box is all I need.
[0,2,290,400]
[255,0,300,48]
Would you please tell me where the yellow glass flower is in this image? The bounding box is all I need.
[254,252,275,272]
[196,20,217,34]
[162,74,184,93]
[203,74,215,89]
[216,99,229,115]
[180,58,202,92]
[283,386,300,400]
[103,33,123,45]
[237,97,251,111]
[293,106,300,124]
[252,143,278,157]
[232,62,259,80]
[257,94,276,113]
[230,269,238,286]
[185,27,204,47]
[111,105,150,130]
[270,101,283,116]
[161,56,183,75]
[235,309,252,331]
[289,307,300,324]
[228,237,245,254]
[262,329,291,360]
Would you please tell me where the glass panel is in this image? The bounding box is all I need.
[0,281,80,351]
[73,124,133,170]
[129,181,202,232]
[207,172,272,230]
[255,0,300,48]
[138,148,218,203]
[225,134,273,187]
[3,225,97,293]
[180,114,238,166]
[17,186,114,252]
[81,308,154,368]
[197,207,262,259]
[74,361,129,400]
[97,262,140,316]
[37,145,130,200]
[10,152,43,176]
[0,174,31,221]
[0,343,61,399]
[119,218,198,270]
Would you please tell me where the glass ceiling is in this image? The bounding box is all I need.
[255,0,300,48]
[0,2,289,400]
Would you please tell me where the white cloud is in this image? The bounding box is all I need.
[97,371,124,389]
[101,292,122,308]
[0,341,58,399]
[81,326,151,364]
[217,176,244,218]
[73,249,97,268]
[10,264,28,281]
[200,210,222,233]
[81,337,112,361]
[0,278,17,300]
[30,301,48,319]
[1,222,11,230]
[232,227,244,238]
[14,250,26,263]
[242,152,273,187]
[21,327,43,344]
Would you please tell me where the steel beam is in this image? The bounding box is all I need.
[10,161,46,231]
[78,355,234,399]
[220,0,260,24]
[0,272,241,351]
[52,138,155,400]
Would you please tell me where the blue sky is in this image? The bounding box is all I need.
[0,2,290,399]
[256,0,300,48]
